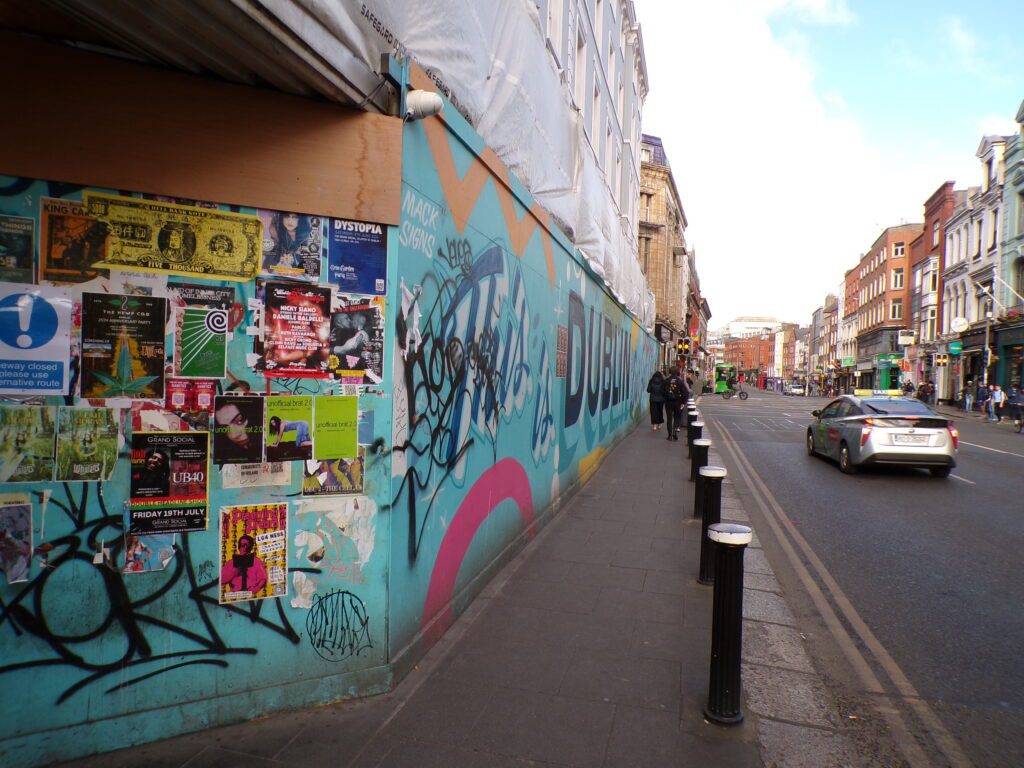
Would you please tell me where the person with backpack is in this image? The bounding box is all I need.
[646,370,666,431]
[661,365,689,441]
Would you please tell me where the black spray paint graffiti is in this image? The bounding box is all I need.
[305,589,372,662]
[392,240,548,562]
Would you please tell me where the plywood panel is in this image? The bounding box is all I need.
[0,33,401,224]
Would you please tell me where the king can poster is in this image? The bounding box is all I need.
[212,395,265,465]
[55,407,118,482]
[0,282,72,395]
[0,502,32,584]
[81,292,166,399]
[260,282,332,378]
[265,396,313,462]
[259,211,322,281]
[174,307,227,378]
[83,193,260,281]
[0,407,55,483]
[39,197,109,284]
[219,503,288,604]
[327,218,386,295]
[0,214,35,284]
[129,431,209,534]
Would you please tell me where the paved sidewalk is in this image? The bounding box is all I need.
[56,412,849,768]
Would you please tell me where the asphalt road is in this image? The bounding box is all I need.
[698,388,1024,768]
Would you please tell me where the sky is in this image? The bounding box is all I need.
[636,0,1024,330]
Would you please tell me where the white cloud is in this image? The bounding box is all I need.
[941,16,981,73]
[766,0,855,26]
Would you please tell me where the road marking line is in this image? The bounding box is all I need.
[706,415,974,768]
[959,440,1024,459]
[950,474,976,485]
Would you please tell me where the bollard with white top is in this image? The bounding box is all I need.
[697,465,725,583]
[690,438,711,483]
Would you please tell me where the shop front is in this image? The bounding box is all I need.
[995,324,1024,391]
[874,353,902,390]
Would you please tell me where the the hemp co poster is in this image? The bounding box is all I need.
[0,214,35,284]
[81,292,166,399]
[212,395,265,465]
[129,431,209,534]
[326,218,386,295]
[0,406,55,483]
[313,395,357,460]
[55,407,118,481]
[0,282,72,395]
[259,282,332,378]
[219,503,288,604]
[84,193,261,281]
[259,210,322,281]
[39,197,108,284]
[174,307,227,378]
[0,502,32,584]
[264,396,313,462]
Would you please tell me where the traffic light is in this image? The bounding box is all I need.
[682,339,691,355]
[676,340,684,355]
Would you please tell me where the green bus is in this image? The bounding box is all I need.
[714,363,736,394]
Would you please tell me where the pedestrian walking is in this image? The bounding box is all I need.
[985,384,997,421]
[963,380,974,413]
[992,385,1006,422]
[977,382,989,418]
[646,370,666,431]
[661,366,688,441]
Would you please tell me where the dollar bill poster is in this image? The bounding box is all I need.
[0,214,35,284]
[122,532,176,574]
[0,406,56,483]
[327,295,384,385]
[313,395,357,460]
[259,211,322,281]
[55,407,119,482]
[81,292,166,399]
[259,281,332,378]
[212,395,265,465]
[265,396,313,462]
[129,431,209,534]
[39,197,109,284]
[327,218,386,295]
[301,448,365,496]
[0,282,73,395]
[165,378,217,430]
[83,193,260,281]
[174,307,227,378]
[0,502,32,584]
[219,503,288,604]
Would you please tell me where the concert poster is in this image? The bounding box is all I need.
[128,431,209,534]
[258,281,332,378]
[55,406,118,482]
[0,214,35,284]
[39,197,109,284]
[259,210,322,281]
[219,503,288,604]
[0,406,55,483]
[80,292,166,399]
[211,395,265,465]
[327,295,384,386]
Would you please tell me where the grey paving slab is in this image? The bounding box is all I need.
[642,568,690,596]
[742,664,836,728]
[378,677,496,744]
[558,650,681,711]
[585,529,656,553]
[564,562,647,591]
[362,738,557,768]
[743,547,774,575]
[743,588,798,626]
[744,571,781,592]
[594,586,685,624]
[757,719,856,768]
[742,621,816,674]
[498,574,605,614]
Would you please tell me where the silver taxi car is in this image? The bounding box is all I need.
[806,393,957,477]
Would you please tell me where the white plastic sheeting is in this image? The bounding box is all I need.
[268,0,655,329]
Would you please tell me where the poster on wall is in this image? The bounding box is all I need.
[259,210,322,281]
[0,502,32,584]
[39,197,109,284]
[259,281,332,378]
[174,307,227,378]
[313,395,357,460]
[265,395,313,462]
[55,407,118,482]
[301,448,365,496]
[165,378,217,430]
[212,395,265,465]
[81,292,166,399]
[327,295,384,385]
[0,214,35,284]
[326,218,386,295]
[0,406,55,483]
[0,282,72,395]
[170,282,235,310]
[83,193,261,282]
[219,503,288,604]
[221,461,291,489]
[128,431,209,534]
[123,532,176,574]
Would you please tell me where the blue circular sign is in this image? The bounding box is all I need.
[0,293,59,350]
[948,341,963,355]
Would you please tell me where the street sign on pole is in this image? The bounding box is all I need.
[949,341,963,355]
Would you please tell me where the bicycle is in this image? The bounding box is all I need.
[721,386,748,401]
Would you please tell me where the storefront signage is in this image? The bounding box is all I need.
[948,341,963,355]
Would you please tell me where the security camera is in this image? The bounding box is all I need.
[405,90,444,121]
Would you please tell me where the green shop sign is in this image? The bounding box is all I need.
[948,341,963,355]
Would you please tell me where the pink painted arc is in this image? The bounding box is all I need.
[420,458,535,639]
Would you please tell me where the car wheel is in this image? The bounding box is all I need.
[806,431,816,456]
[929,467,952,478]
[838,442,856,474]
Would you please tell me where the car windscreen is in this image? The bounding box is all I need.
[861,398,934,415]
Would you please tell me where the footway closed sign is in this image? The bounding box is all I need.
[0,282,72,395]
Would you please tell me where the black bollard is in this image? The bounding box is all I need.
[697,466,725,584]
[704,522,753,726]
[690,438,711,482]
[686,407,698,427]
[687,420,704,459]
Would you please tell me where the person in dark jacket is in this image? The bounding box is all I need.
[661,366,690,441]
[646,370,666,431]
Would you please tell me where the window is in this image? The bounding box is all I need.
[929,266,938,293]
[547,0,564,56]
[892,268,904,290]
[1019,193,1024,231]
[890,299,903,320]
[1016,258,1024,297]
[932,223,940,248]
[975,217,983,256]
[990,208,999,249]
[640,147,651,163]
[893,243,905,258]
[591,83,599,138]
[574,30,586,110]
[926,307,937,341]
[640,192,652,220]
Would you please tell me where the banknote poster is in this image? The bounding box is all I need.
[212,395,265,465]
[123,532,176,574]
[327,218,386,295]
[0,282,72,395]
[219,503,288,604]
[313,395,357,460]
[83,193,260,282]
[81,293,166,399]
[301,448,365,496]
[174,307,227,378]
[0,406,55,483]
[327,295,384,385]
[39,197,109,284]
[165,378,217,430]
[170,282,235,309]
[220,461,291,489]
[265,396,313,462]
[55,407,118,482]
[0,214,35,284]
[129,431,209,534]
[259,211,322,281]
[259,282,332,378]
[0,502,32,584]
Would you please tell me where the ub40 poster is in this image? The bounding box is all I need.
[129,431,209,534]
[174,307,227,378]
[327,295,384,385]
[55,407,118,481]
[265,396,313,462]
[0,214,34,284]
[212,395,265,465]
[39,197,108,284]
[0,407,55,483]
[81,293,166,399]
[327,218,386,295]
[0,502,32,584]
[219,503,288,604]
[259,211,322,281]
[260,282,332,378]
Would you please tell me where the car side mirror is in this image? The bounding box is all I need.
[811,410,821,417]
